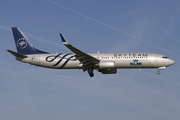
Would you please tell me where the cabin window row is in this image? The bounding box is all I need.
[96,57,148,59]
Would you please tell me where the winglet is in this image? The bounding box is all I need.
[60,33,68,44]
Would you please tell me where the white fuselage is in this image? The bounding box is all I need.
[17,53,175,70]
[9,27,175,77]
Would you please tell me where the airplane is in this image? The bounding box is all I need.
[7,27,175,77]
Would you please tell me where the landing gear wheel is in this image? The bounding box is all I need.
[89,73,94,77]
[157,71,160,74]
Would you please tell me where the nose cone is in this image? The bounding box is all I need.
[169,59,175,65]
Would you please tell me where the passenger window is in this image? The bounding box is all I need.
[162,56,168,58]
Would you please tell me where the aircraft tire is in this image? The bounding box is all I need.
[89,73,94,77]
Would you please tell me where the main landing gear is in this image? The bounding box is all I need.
[157,71,161,74]
[88,67,94,77]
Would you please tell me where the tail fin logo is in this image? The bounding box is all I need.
[17,38,27,49]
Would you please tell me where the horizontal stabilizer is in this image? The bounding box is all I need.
[6,49,28,58]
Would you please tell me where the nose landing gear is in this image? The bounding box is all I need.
[157,67,166,75]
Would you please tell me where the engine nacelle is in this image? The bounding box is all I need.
[98,68,117,74]
[98,61,115,69]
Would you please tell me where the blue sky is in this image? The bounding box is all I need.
[0,0,180,120]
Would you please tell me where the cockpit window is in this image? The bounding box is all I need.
[162,56,168,58]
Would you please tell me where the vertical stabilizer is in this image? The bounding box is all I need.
[12,27,48,54]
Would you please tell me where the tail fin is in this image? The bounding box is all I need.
[12,27,48,54]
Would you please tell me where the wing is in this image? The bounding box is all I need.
[60,34,100,68]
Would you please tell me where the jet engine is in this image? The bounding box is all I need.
[98,68,117,74]
[98,61,117,74]
[98,61,115,69]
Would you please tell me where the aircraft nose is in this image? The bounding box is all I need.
[169,59,175,65]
